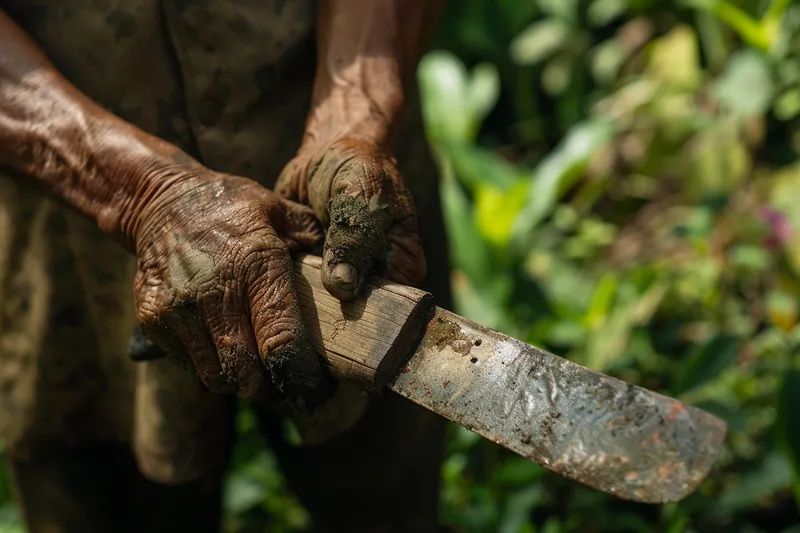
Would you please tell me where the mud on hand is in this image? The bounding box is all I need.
[132,172,337,413]
[276,139,427,300]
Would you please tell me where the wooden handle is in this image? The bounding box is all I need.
[129,254,435,392]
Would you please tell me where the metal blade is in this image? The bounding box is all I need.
[389,308,727,504]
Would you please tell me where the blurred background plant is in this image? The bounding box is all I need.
[1,0,799,532]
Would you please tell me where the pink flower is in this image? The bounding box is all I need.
[759,206,792,250]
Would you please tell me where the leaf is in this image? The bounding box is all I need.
[475,180,530,247]
[468,62,501,124]
[675,333,741,394]
[419,52,493,145]
[775,88,800,120]
[510,19,570,65]
[447,143,523,191]
[645,25,703,89]
[713,49,774,117]
[224,474,265,515]
[767,290,798,332]
[776,370,800,479]
[584,302,637,371]
[683,0,771,50]
[511,119,616,244]
[588,0,628,27]
[537,0,579,23]
[584,273,618,329]
[440,173,493,283]
[591,39,627,86]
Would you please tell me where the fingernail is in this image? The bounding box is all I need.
[331,263,358,292]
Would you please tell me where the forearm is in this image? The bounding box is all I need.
[0,11,195,249]
[302,0,445,152]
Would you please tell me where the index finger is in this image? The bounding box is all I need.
[243,228,336,412]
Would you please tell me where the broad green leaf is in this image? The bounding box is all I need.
[447,143,523,191]
[419,52,500,146]
[419,52,472,143]
[584,299,639,371]
[728,245,771,273]
[475,180,530,247]
[645,25,703,90]
[224,474,265,514]
[584,273,618,329]
[440,173,492,283]
[537,0,579,23]
[588,0,628,27]
[591,39,627,86]
[775,88,800,120]
[675,333,741,394]
[512,119,616,244]
[683,0,770,50]
[713,49,774,117]
[468,62,501,123]
[767,290,798,332]
[686,122,751,197]
[510,19,570,66]
[542,54,574,96]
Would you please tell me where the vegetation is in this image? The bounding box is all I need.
[1,0,799,531]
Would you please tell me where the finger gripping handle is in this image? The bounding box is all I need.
[128,254,435,392]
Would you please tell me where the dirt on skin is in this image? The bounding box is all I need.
[323,194,392,292]
[262,333,338,413]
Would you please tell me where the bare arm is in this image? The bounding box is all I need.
[0,10,191,250]
[0,10,335,411]
[277,0,446,298]
[303,0,445,151]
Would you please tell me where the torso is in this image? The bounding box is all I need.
[1,0,318,181]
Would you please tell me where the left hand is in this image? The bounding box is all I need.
[276,138,426,300]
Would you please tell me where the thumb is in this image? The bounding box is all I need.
[321,193,392,301]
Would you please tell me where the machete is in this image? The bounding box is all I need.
[129,254,726,505]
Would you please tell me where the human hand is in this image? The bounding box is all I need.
[276,138,426,301]
[131,167,335,411]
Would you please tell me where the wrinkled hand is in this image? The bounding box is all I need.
[276,139,426,300]
[133,170,335,411]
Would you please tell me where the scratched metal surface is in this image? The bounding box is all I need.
[390,308,727,504]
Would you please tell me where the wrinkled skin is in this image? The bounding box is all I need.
[0,0,442,415]
[277,138,426,300]
[133,167,335,411]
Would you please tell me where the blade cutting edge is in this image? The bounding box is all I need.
[389,308,727,504]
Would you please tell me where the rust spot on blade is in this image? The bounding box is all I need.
[427,314,475,357]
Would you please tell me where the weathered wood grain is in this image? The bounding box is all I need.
[293,254,434,392]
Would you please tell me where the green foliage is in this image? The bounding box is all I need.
[2,0,800,532]
[420,0,800,531]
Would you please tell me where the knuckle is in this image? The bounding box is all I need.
[254,320,298,356]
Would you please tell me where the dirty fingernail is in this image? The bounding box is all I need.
[322,249,361,302]
[332,263,358,291]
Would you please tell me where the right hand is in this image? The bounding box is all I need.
[131,165,336,412]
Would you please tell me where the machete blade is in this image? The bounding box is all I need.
[390,308,727,504]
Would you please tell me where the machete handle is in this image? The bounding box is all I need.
[128,254,435,391]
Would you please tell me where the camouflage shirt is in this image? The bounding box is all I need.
[0,0,447,485]
[0,0,317,484]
